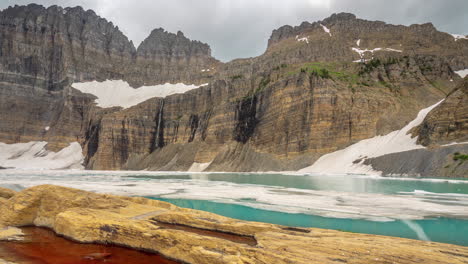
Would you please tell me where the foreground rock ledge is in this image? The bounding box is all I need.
[0,185,466,264]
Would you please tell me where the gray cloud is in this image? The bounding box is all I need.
[1,0,467,62]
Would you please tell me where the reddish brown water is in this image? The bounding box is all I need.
[0,227,179,264]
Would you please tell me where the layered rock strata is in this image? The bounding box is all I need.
[361,77,468,177]
[417,77,468,146]
[1,185,467,264]
[0,5,467,173]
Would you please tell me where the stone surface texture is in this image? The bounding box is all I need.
[0,185,467,264]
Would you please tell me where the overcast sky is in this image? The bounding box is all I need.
[1,0,467,62]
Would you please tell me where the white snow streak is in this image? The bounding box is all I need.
[320,24,332,37]
[73,80,208,109]
[452,34,467,41]
[296,35,309,44]
[0,141,84,170]
[352,47,403,62]
[188,161,213,172]
[299,100,443,175]
[455,69,468,78]
[356,39,361,46]
[44,126,50,131]
[441,141,468,147]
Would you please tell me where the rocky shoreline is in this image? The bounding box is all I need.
[0,185,467,264]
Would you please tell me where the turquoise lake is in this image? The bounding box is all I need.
[0,170,467,246]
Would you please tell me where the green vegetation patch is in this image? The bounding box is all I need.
[288,62,359,84]
[453,152,468,162]
[273,63,288,71]
[358,57,401,76]
[229,74,243,81]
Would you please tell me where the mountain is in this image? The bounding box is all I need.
[362,76,468,177]
[0,4,467,176]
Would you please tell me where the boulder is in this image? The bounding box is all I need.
[0,188,16,200]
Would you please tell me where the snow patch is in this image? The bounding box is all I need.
[451,34,467,41]
[455,69,468,78]
[299,100,443,175]
[44,126,50,131]
[201,69,210,72]
[0,141,84,170]
[72,80,208,109]
[356,39,361,46]
[441,141,468,147]
[295,35,309,44]
[320,24,332,37]
[188,161,213,172]
[352,47,402,62]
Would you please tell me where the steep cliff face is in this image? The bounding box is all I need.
[0,4,216,152]
[0,4,136,88]
[355,77,468,178]
[417,77,468,146]
[85,58,454,170]
[0,4,135,150]
[0,6,467,173]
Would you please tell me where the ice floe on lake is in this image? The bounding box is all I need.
[1,169,468,222]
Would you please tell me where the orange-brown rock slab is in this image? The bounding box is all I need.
[0,185,466,264]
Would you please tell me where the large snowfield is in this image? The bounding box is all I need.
[0,141,84,170]
[299,100,443,175]
[72,80,208,109]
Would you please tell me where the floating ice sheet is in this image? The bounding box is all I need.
[0,170,467,222]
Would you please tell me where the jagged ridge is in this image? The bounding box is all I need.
[0,5,467,174]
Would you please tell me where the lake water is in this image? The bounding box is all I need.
[1,170,467,246]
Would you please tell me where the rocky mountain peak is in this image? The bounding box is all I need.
[322,12,357,23]
[137,27,212,59]
[0,3,137,89]
[267,13,357,47]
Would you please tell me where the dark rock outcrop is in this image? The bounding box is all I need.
[364,144,468,178]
